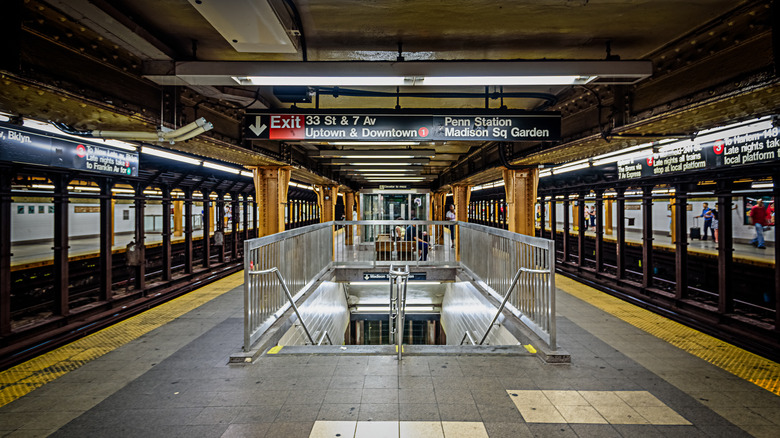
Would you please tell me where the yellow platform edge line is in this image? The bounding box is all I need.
[556,275,780,396]
[267,346,283,354]
[0,271,244,407]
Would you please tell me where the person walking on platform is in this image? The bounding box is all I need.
[711,206,719,244]
[446,204,456,248]
[700,202,714,240]
[749,199,768,249]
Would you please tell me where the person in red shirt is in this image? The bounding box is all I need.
[749,199,768,249]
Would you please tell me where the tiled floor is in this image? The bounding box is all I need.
[0,273,778,437]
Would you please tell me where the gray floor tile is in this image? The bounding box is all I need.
[220,422,270,437]
[358,403,399,421]
[262,421,313,438]
[526,424,578,438]
[568,424,621,438]
[398,388,437,404]
[363,375,398,389]
[316,403,360,421]
[483,422,534,438]
[476,403,524,423]
[234,405,282,423]
[361,388,398,404]
[190,406,241,425]
[324,388,362,404]
[437,403,482,421]
[284,389,327,404]
[399,403,441,421]
[434,388,475,404]
[274,403,322,422]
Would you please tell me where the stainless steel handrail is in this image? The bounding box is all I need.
[478,267,551,345]
[317,331,333,346]
[247,267,315,345]
[389,264,410,360]
[460,330,476,345]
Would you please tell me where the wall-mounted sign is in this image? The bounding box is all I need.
[378,185,411,190]
[0,122,139,177]
[362,272,427,281]
[245,110,560,142]
[617,126,780,180]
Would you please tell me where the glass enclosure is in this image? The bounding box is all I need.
[360,190,430,242]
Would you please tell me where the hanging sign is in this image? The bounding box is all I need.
[0,122,139,177]
[362,272,427,281]
[617,126,780,180]
[245,110,560,142]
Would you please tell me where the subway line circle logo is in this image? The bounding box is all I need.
[418,127,429,137]
[76,144,87,157]
[646,156,654,166]
[713,140,725,155]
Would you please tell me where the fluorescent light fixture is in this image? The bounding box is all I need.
[68,185,101,192]
[31,184,55,190]
[363,178,426,182]
[203,161,241,174]
[552,162,590,174]
[752,182,774,189]
[289,181,315,191]
[539,170,552,178]
[592,148,653,166]
[111,188,135,194]
[141,146,202,165]
[348,168,422,172]
[328,141,420,146]
[318,149,436,158]
[420,75,594,86]
[234,76,409,86]
[326,158,429,166]
[471,180,505,191]
[240,170,254,178]
[143,190,162,195]
[590,142,655,162]
[20,119,138,151]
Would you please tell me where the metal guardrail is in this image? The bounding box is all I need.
[459,222,557,349]
[388,265,410,360]
[243,223,332,351]
[247,267,315,345]
[333,220,457,267]
[243,220,556,352]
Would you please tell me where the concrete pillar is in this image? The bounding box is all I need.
[345,191,355,245]
[605,196,614,235]
[315,185,339,222]
[251,166,291,237]
[502,168,539,236]
[432,191,447,245]
[452,184,471,260]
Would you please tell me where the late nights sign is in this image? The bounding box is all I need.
[617,126,780,180]
[245,110,560,142]
[0,122,139,176]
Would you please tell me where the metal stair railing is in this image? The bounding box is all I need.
[479,267,552,345]
[388,264,410,360]
[247,267,315,345]
[460,330,476,345]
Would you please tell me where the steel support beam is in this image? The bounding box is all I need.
[549,198,557,257]
[161,187,172,281]
[616,188,626,280]
[202,198,211,268]
[717,185,734,315]
[184,190,193,274]
[231,194,239,258]
[99,179,113,302]
[0,170,13,335]
[539,196,546,238]
[217,193,226,263]
[134,184,146,292]
[642,186,654,290]
[502,168,539,236]
[53,175,70,316]
[577,192,585,269]
[673,187,688,301]
[595,190,604,272]
[563,199,570,263]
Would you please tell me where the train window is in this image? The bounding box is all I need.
[123,210,129,220]
[48,206,54,214]
[17,205,24,214]
[28,206,35,214]
[38,206,45,214]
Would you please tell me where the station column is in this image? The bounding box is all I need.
[432,191,447,245]
[315,185,339,222]
[251,166,291,237]
[502,168,539,236]
[345,191,355,245]
[452,184,471,260]
[0,170,12,335]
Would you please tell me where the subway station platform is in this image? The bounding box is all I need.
[1,273,778,438]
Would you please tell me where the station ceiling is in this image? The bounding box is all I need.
[0,0,777,190]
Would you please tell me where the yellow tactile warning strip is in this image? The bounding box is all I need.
[557,275,780,396]
[267,346,283,354]
[0,271,244,408]
[308,421,489,438]
[507,390,691,425]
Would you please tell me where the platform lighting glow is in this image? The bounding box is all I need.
[141,146,202,165]
[203,161,241,174]
[68,185,101,192]
[350,168,421,172]
[233,75,595,87]
[589,142,655,162]
[31,184,55,190]
[657,117,774,153]
[337,155,418,159]
[552,162,590,174]
[752,182,774,189]
[539,170,553,178]
[111,188,135,194]
[288,181,315,191]
[592,148,653,166]
[347,162,424,166]
[363,178,426,182]
[240,170,254,178]
[471,180,505,191]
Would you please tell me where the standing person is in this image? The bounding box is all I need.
[767,201,775,225]
[589,206,597,231]
[700,202,714,240]
[711,206,719,244]
[749,199,768,249]
[446,204,457,248]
